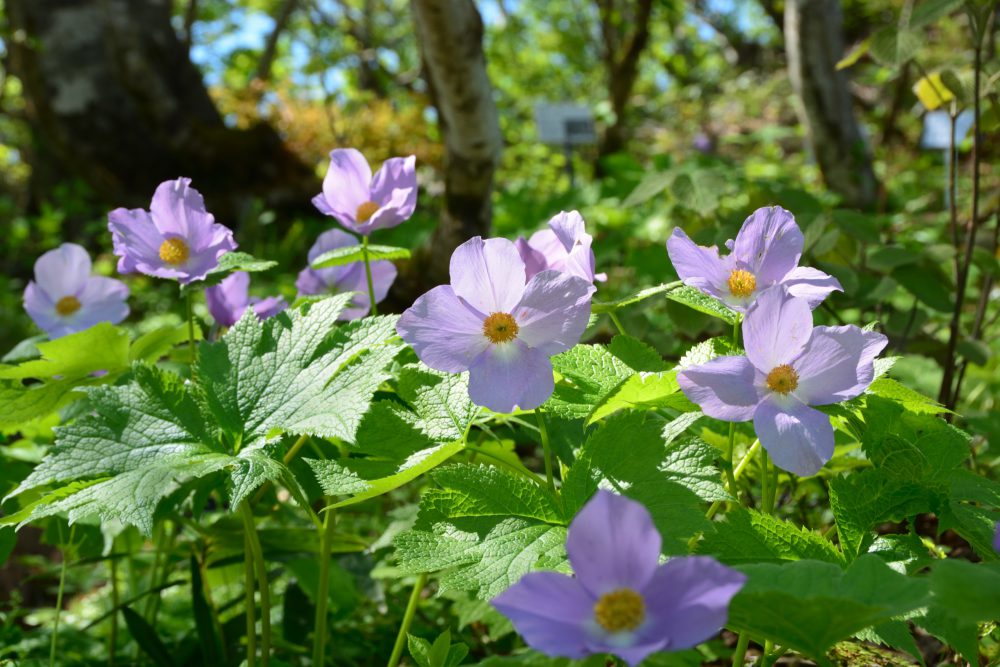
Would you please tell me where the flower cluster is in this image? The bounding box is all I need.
[670,207,888,476]
[492,491,746,666]
[206,272,288,327]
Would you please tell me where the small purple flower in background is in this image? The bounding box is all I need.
[396,236,594,413]
[108,178,237,285]
[677,287,888,476]
[296,229,397,320]
[515,210,607,284]
[24,243,130,339]
[205,272,287,327]
[492,490,745,666]
[667,206,841,312]
[312,148,417,236]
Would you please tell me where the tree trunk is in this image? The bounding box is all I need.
[405,0,502,291]
[594,0,654,173]
[785,0,878,210]
[6,0,317,222]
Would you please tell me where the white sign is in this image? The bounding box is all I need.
[920,109,974,150]
[534,103,597,146]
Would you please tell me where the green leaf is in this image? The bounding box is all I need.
[129,324,193,364]
[310,366,476,508]
[562,413,713,554]
[588,371,689,424]
[0,528,15,566]
[0,322,130,380]
[870,26,921,67]
[928,559,1000,622]
[121,607,176,667]
[607,335,669,372]
[312,244,411,269]
[728,556,930,662]
[544,344,633,418]
[622,171,673,207]
[956,338,990,366]
[866,378,949,415]
[908,0,963,29]
[591,282,682,314]
[394,464,568,599]
[408,630,469,667]
[698,508,845,565]
[665,286,738,325]
[829,469,936,561]
[9,297,401,533]
[204,251,277,281]
[836,36,871,70]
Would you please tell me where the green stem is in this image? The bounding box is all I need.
[722,315,742,503]
[762,640,775,667]
[148,522,176,626]
[761,448,770,514]
[387,573,428,667]
[243,531,257,667]
[185,289,196,363]
[608,311,627,336]
[706,440,761,520]
[143,523,166,620]
[50,524,74,667]
[239,502,271,666]
[362,235,378,317]
[731,631,751,667]
[535,409,555,493]
[312,503,337,666]
[109,555,119,667]
[252,434,311,506]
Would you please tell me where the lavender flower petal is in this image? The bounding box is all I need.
[783,266,843,308]
[206,272,251,327]
[677,356,762,421]
[637,556,747,650]
[32,243,91,302]
[491,572,595,660]
[732,206,803,285]
[467,341,554,413]
[449,237,526,315]
[753,395,835,476]
[515,270,594,356]
[743,287,813,372]
[666,228,729,300]
[396,285,489,373]
[565,490,661,597]
[516,236,548,281]
[316,148,373,225]
[794,325,888,405]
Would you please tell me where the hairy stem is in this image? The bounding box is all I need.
[312,504,337,666]
[109,555,119,667]
[535,409,556,493]
[362,235,378,317]
[50,524,74,667]
[731,631,751,667]
[186,289,197,363]
[387,573,428,667]
[243,531,257,667]
[240,502,271,666]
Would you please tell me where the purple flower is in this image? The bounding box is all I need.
[205,272,287,327]
[666,206,842,312]
[492,491,746,666]
[23,243,130,339]
[296,229,397,320]
[677,287,888,476]
[108,178,237,285]
[312,148,417,235]
[515,210,607,284]
[396,236,594,413]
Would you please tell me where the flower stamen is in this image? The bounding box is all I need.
[766,364,799,395]
[159,237,190,265]
[594,588,645,633]
[55,295,81,316]
[727,269,756,298]
[482,312,519,344]
[356,200,380,223]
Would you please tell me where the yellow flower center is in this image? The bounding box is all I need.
[159,237,190,265]
[55,295,81,316]
[766,364,799,395]
[482,312,519,344]
[356,200,380,223]
[727,269,756,298]
[594,588,645,633]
